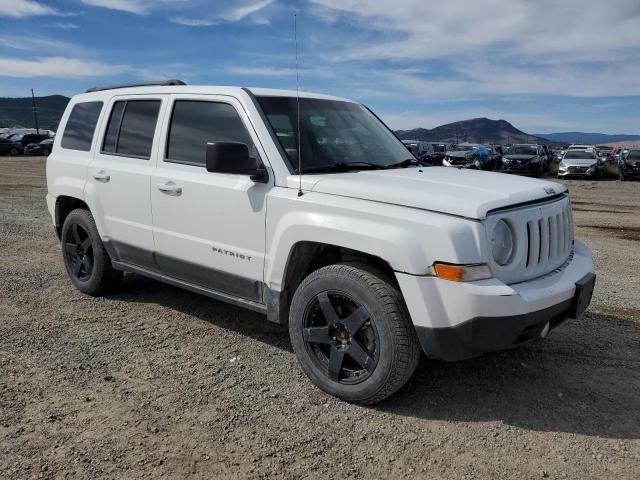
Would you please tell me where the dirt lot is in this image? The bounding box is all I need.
[1,156,639,479]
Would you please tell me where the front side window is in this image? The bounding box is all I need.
[102,100,161,159]
[166,101,255,167]
[61,101,103,151]
[256,96,413,173]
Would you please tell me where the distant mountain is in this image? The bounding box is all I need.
[396,117,550,145]
[533,132,640,145]
[0,95,70,131]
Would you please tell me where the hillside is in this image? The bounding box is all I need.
[396,118,549,145]
[0,95,70,131]
[534,132,640,145]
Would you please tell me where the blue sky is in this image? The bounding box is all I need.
[0,0,639,134]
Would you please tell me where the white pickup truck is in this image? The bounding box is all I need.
[46,81,596,404]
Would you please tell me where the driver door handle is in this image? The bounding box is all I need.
[93,171,110,182]
[157,181,182,196]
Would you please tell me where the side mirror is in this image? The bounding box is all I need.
[206,142,268,183]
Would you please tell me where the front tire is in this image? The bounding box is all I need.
[289,263,420,404]
[61,208,122,295]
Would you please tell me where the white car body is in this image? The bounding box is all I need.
[558,150,599,178]
[46,84,595,362]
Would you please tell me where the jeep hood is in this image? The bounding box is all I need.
[290,167,566,220]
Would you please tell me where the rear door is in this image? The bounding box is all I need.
[85,95,166,270]
[150,94,270,302]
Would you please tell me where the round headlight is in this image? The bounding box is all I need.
[492,220,514,266]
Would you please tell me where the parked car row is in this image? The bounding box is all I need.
[0,131,54,156]
[402,140,553,177]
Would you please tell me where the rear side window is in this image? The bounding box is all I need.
[102,100,161,159]
[166,101,254,167]
[61,101,103,151]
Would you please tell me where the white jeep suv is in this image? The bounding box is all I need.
[46,81,596,404]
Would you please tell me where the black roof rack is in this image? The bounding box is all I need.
[86,79,186,93]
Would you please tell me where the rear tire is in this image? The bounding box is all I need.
[289,263,420,404]
[41,149,50,156]
[9,147,19,156]
[61,208,122,295]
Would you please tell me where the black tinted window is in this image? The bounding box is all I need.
[102,100,160,159]
[102,101,125,153]
[61,101,103,151]
[166,101,253,166]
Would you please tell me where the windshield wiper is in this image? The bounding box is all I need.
[302,161,387,173]
[385,158,423,169]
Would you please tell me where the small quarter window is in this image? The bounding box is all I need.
[61,101,103,151]
[166,101,255,167]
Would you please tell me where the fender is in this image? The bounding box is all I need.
[264,189,489,291]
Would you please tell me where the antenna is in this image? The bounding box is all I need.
[294,12,303,197]
[31,88,40,134]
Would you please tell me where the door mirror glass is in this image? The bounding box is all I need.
[205,142,267,182]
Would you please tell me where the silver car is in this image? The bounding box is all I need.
[558,149,600,179]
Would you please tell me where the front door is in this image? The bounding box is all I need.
[150,95,270,302]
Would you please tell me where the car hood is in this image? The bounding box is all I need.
[290,167,566,220]
[505,154,536,161]
[562,158,597,166]
[447,150,475,157]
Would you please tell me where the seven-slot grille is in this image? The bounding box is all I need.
[524,203,573,271]
[487,195,574,284]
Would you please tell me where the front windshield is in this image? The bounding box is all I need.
[432,144,446,153]
[256,96,413,173]
[564,151,596,159]
[626,150,640,162]
[449,145,475,152]
[509,146,538,155]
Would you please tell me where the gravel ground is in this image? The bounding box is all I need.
[1,156,639,479]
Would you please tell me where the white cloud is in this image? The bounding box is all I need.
[0,57,130,78]
[0,0,64,17]
[46,23,80,30]
[228,66,298,76]
[80,0,183,14]
[308,0,640,99]
[0,34,81,52]
[312,0,640,62]
[171,0,274,26]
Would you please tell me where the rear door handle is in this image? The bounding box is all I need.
[93,171,110,183]
[157,181,182,196]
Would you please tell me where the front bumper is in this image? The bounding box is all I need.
[396,240,595,361]
[621,165,640,178]
[502,162,541,175]
[558,165,598,177]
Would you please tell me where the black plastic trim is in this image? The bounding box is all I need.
[87,79,185,93]
[415,298,576,362]
[242,88,295,174]
[112,260,268,315]
[487,192,567,216]
[155,253,262,302]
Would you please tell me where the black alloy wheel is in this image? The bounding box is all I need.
[63,223,94,281]
[302,290,379,385]
[289,263,421,404]
[60,208,122,295]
